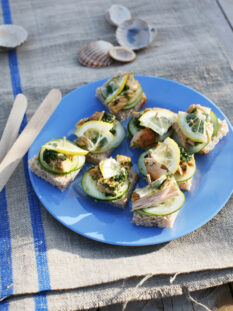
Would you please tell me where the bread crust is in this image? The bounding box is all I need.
[132,210,178,228]
[29,155,81,191]
[200,119,229,154]
[86,149,114,164]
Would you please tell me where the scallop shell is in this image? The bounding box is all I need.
[109,46,136,63]
[116,18,157,50]
[105,5,131,27]
[78,40,114,68]
[0,24,28,51]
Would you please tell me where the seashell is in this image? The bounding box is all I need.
[105,4,131,27]
[78,40,114,68]
[0,24,28,52]
[116,18,157,50]
[109,46,136,63]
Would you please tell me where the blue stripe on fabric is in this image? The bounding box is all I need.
[34,292,48,310]
[0,1,14,308]
[1,0,51,309]
[0,300,10,311]
[0,189,13,308]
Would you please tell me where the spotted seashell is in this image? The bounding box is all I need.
[78,40,114,68]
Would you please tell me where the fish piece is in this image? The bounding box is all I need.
[144,157,167,180]
[132,186,179,210]
[130,128,158,149]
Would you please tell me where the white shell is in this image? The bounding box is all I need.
[116,18,157,50]
[0,24,28,51]
[78,40,114,68]
[109,46,136,63]
[105,5,131,27]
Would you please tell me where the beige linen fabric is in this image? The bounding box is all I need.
[0,0,233,309]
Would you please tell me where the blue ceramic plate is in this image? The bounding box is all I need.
[28,76,233,246]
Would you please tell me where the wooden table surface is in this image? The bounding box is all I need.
[96,1,233,309]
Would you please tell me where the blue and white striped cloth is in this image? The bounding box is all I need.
[0,0,233,310]
[1,0,50,309]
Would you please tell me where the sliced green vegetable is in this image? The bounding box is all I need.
[171,131,207,153]
[174,162,196,182]
[210,111,219,137]
[138,191,185,216]
[82,170,129,201]
[137,151,148,176]
[122,86,143,110]
[39,148,85,175]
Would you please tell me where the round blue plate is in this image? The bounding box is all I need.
[28,76,233,246]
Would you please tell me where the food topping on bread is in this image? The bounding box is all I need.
[39,138,86,175]
[75,111,125,154]
[172,104,226,154]
[43,137,88,155]
[131,176,185,217]
[128,108,176,149]
[82,155,132,200]
[137,138,196,189]
[96,73,146,120]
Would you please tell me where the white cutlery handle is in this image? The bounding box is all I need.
[0,89,62,191]
[0,94,28,163]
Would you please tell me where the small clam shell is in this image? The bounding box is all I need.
[78,40,114,68]
[105,5,131,27]
[0,24,28,51]
[109,46,136,63]
[116,18,157,50]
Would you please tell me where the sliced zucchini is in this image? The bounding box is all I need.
[127,117,143,137]
[106,121,125,149]
[210,111,219,137]
[157,127,174,142]
[138,190,185,216]
[171,130,206,153]
[137,151,148,176]
[82,170,129,201]
[122,86,143,110]
[39,148,85,175]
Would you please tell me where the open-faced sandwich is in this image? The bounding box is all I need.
[128,108,176,149]
[138,137,196,191]
[96,72,147,121]
[131,175,185,228]
[82,155,138,209]
[172,104,229,154]
[75,111,125,164]
[29,138,87,191]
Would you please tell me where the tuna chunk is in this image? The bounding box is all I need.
[130,128,158,149]
[132,186,179,210]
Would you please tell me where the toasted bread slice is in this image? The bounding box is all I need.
[29,155,81,191]
[200,119,229,154]
[132,210,178,228]
[86,149,114,164]
[108,169,139,209]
